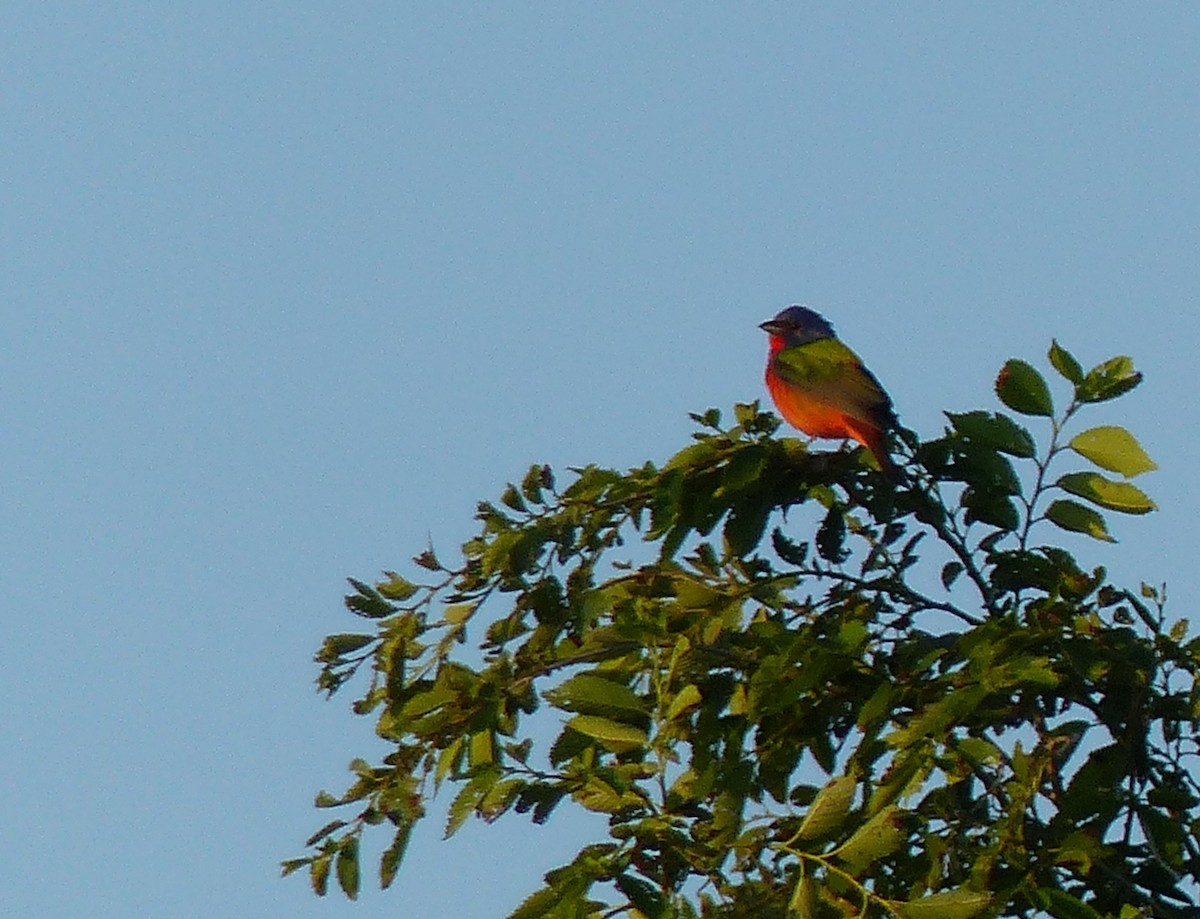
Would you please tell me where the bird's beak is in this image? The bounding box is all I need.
[759,319,782,335]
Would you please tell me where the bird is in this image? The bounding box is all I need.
[759,305,899,478]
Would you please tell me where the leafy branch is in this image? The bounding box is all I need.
[286,342,1193,918]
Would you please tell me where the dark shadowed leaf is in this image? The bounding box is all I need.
[1045,499,1115,543]
[379,822,414,889]
[1048,340,1084,384]
[946,411,1036,458]
[614,873,664,918]
[336,836,360,900]
[941,561,964,590]
[995,359,1053,416]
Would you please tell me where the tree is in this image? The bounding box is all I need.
[284,342,1199,918]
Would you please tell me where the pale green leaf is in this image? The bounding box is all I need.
[545,674,649,720]
[665,684,703,722]
[895,888,991,919]
[834,805,906,872]
[1069,426,1157,477]
[566,714,648,748]
[797,775,857,840]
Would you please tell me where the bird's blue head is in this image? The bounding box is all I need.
[758,305,836,346]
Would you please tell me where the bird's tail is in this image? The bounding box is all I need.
[857,426,905,485]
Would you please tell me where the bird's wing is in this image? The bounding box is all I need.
[771,338,895,426]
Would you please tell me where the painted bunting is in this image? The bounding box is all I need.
[760,305,899,477]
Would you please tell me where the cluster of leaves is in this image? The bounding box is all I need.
[285,343,1200,919]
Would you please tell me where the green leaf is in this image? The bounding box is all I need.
[443,602,474,625]
[377,571,420,601]
[304,819,347,847]
[995,359,1053,417]
[545,674,649,721]
[940,561,964,590]
[335,836,360,900]
[1048,340,1084,384]
[796,775,857,840]
[507,886,561,919]
[663,440,720,473]
[501,483,527,512]
[1033,889,1103,919]
[788,868,817,919]
[566,715,648,750]
[716,444,768,495]
[1069,426,1157,477]
[445,772,496,838]
[614,873,664,917]
[280,857,309,878]
[1045,499,1115,543]
[961,489,1020,532]
[379,822,413,889]
[723,495,772,557]
[1079,355,1143,404]
[894,888,991,919]
[344,579,397,618]
[316,633,374,662]
[1057,472,1156,515]
[521,464,548,504]
[946,411,1035,458]
[574,775,644,814]
[665,684,703,722]
[834,805,906,872]
[310,854,331,896]
[816,505,848,562]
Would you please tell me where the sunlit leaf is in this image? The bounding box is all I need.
[895,888,991,919]
[565,715,648,749]
[310,854,331,897]
[835,805,906,871]
[545,674,649,721]
[788,868,817,919]
[1078,355,1142,404]
[665,684,703,722]
[1069,426,1157,477]
[377,571,419,601]
[1057,472,1156,515]
[797,775,857,840]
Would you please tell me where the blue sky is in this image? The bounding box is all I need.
[2,5,1196,916]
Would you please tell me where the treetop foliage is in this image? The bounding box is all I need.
[285,342,1199,919]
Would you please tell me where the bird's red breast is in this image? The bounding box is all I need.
[764,332,893,470]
